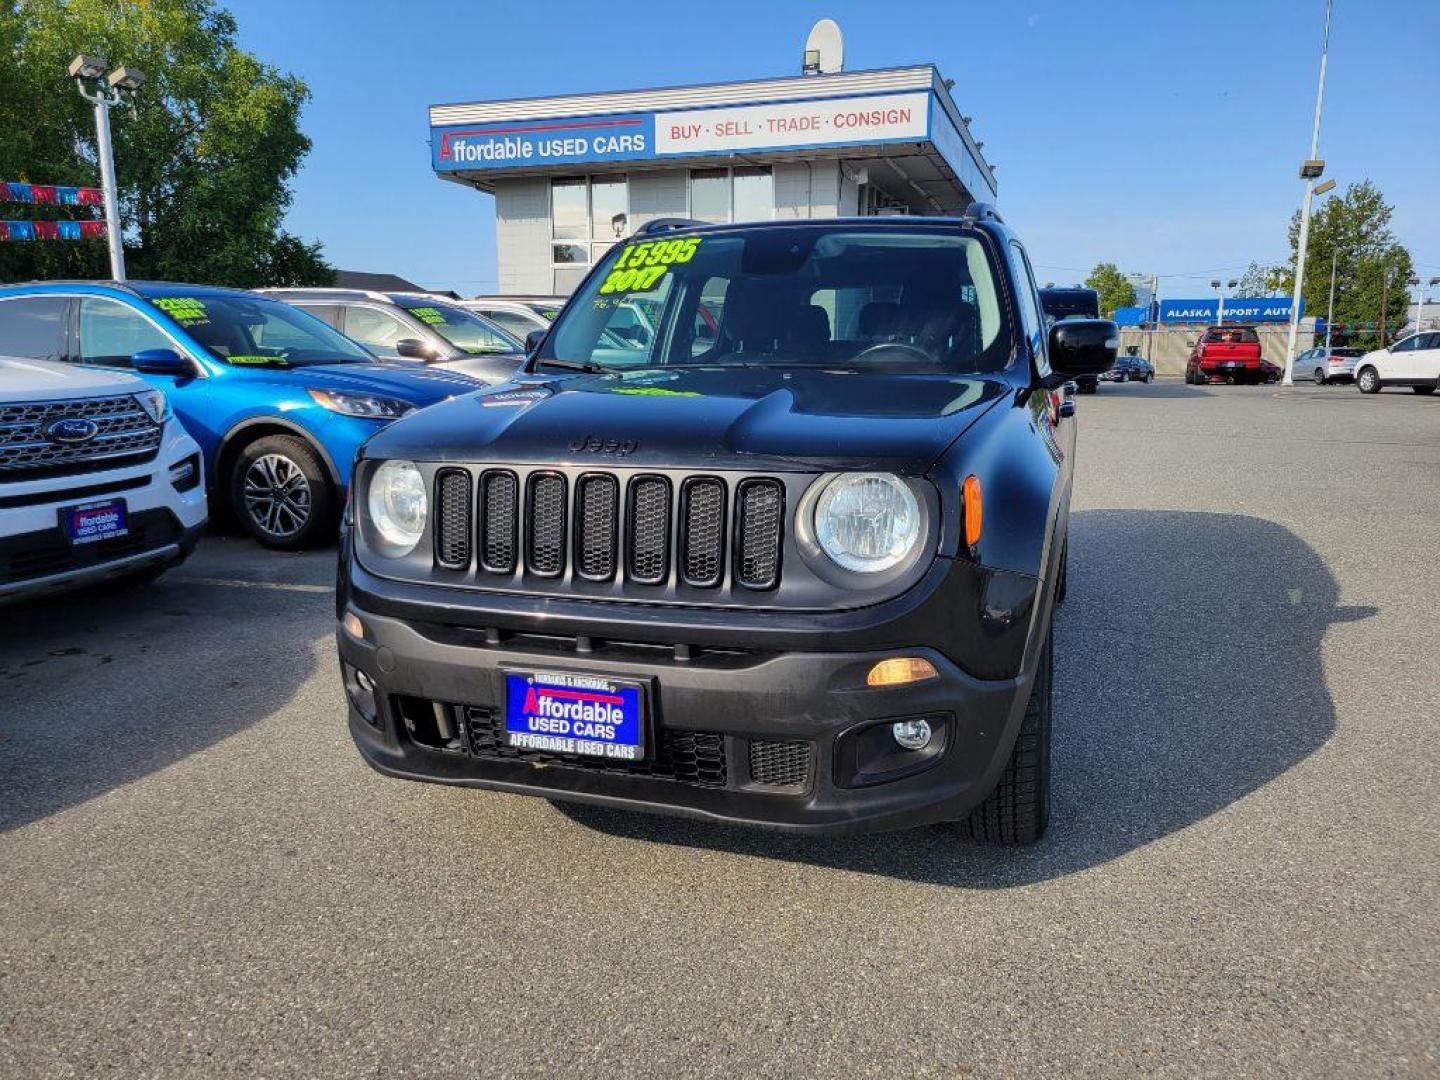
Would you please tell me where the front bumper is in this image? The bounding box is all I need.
[0,422,208,602]
[336,555,1045,835]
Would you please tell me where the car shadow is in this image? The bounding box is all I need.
[0,563,326,835]
[1090,380,1210,399]
[555,510,1372,887]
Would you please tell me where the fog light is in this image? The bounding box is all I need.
[342,662,379,726]
[891,718,933,751]
[866,657,939,687]
[168,454,200,492]
[342,611,366,639]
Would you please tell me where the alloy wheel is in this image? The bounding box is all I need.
[243,453,312,540]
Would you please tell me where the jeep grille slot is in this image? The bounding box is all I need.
[626,475,671,585]
[735,479,783,590]
[575,474,619,581]
[680,477,726,588]
[526,471,567,577]
[433,468,473,570]
[479,470,518,573]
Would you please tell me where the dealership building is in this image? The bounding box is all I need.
[428,64,996,295]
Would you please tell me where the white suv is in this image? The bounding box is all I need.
[1,356,208,602]
[1354,333,1440,394]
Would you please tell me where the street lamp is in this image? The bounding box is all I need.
[1211,278,1238,324]
[1282,0,1336,387]
[1414,275,1440,335]
[69,54,144,281]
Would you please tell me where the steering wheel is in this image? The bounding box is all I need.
[852,341,935,364]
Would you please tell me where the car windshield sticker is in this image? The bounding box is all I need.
[151,296,210,327]
[463,345,508,354]
[597,237,702,297]
[225,354,289,367]
[409,306,447,325]
[610,387,702,398]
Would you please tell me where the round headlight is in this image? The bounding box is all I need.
[813,473,921,573]
[367,460,427,553]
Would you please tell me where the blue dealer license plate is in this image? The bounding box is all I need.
[60,498,129,545]
[504,671,646,761]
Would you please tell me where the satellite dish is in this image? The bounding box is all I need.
[803,19,844,76]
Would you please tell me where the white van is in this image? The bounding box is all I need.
[1,356,208,602]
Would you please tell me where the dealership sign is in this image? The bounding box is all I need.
[432,92,935,172]
[433,112,655,171]
[1158,297,1302,323]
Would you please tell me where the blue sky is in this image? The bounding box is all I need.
[227,0,1439,298]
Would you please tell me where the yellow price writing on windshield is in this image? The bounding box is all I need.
[598,237,702,296]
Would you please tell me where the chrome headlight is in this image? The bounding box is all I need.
[308,388,414,419]
[366,460,427,553]
[133,389,172,423]
[813,473,921,573]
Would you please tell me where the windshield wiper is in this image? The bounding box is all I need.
[531,357,608,375]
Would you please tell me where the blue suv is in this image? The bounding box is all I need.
[0,281,484,549]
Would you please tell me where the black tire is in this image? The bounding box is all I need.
[1413,385,1435,395]
[229,434,336,550]
[1356,367,1381,394]
[1313,367,1327,385]
[957,623,1052,844]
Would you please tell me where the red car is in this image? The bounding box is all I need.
[1185,325,1275,385]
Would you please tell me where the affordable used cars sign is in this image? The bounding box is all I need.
[433,112,656,171]
[432,92,934,172]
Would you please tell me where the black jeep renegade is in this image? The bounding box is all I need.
[336,209,1115,843]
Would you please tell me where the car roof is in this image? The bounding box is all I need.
[0,279,259,299]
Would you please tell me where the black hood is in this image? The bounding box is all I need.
[364,367,1011,474]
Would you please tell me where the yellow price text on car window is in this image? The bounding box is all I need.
[410,307,446,325]
[152,296,210,326]
[226,355,288,366]
[597,237,702,296]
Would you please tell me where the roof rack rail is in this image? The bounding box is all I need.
[632,217,709,237]
[256,286,396,304]
[963,201,1005,224]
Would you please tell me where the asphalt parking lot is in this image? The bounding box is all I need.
[2,381,1437,1078]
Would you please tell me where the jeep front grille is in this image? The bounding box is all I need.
[479,470,518,573]
[428,467,786,592]
[0,394,162,478]
[433,469,472,570]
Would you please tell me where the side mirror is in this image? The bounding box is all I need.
[130,347,192,376]
[524,328,546,355]
[394,338,434,361]
[1046,319,1118,383]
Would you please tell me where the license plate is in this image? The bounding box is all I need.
[60,498,129,545]
[1222,361,1239,368]
[503,670,646,761]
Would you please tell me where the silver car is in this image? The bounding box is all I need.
[1296,345,1365,385]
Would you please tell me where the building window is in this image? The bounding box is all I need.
[550,175,630,292]
[688,166,774,224]
[732,166,773,223]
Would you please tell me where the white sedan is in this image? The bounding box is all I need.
[1354,333,1440,394]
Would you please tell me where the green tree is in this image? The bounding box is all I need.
[0,0,333,287]
[1234,261,1287,298]
[1083,262,1137,317]
[1271,181,1413,346]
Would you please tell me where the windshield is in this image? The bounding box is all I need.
[147,292,373,367]
[546,226,1013,374]
[1040,290,1099,320]
[396,300,522,355]
[1203,327,1259,344]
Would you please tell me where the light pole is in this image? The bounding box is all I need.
[1411,275,1434,334]
[1210,278,1237,324]
[68,55,145,281]
[1282,0,1336,386]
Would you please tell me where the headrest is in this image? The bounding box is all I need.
[858,301,899,337]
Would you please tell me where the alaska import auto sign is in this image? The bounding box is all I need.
[1158,298,1302,323]
[431,91,934,172]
